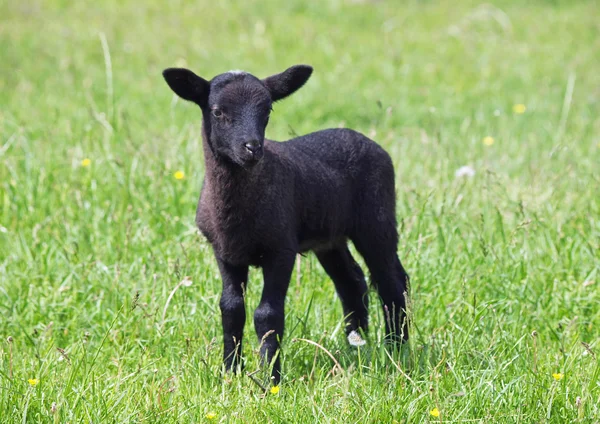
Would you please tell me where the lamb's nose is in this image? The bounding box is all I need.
[244,141,261,154]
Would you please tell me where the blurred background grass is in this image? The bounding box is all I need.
[1,0,599,422]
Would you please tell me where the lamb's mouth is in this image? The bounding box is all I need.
[239,155,262,169]
[241,148,263,167]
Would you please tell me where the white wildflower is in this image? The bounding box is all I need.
[347,330,366,347]
[455,165,475,178]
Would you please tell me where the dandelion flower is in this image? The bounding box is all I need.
[430,407,440,418]
[206,412,217,420]
[552,372,563,381]
[270,385,280,395]
[513,104,526,114]
[455,165,475,178]
[483,136,494,146]
[28,378,39,386]
[174,170,185,180]
[81,158,91,167]
[347,330,366,347]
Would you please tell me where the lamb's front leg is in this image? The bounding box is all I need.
[217,258,249,372]
[254,251,295,384]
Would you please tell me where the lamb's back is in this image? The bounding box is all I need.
[270,128,388,173]
[265,128,393,249]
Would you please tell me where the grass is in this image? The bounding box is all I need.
[1,0,599,422]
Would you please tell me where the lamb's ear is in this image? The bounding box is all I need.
[162,68,209,106]
[263,65,313,102]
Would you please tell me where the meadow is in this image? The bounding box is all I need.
[1,0,599,422]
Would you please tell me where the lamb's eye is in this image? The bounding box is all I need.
[212,109,223,118]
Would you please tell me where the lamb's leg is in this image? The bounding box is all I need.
[372,253,409,343]
[254,251,295,384]
[352,234,409,344]
[316,246,369,340]
[217,258,249,372]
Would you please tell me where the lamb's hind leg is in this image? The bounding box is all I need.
[352,230,409,344]
[316,245,369,340]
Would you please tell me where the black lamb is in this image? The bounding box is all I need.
[162,65,409,383]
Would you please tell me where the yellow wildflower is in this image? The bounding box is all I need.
[513,104,526,114]
[206,411,217,420]
[430,407,440,417]
[483,136,494,146]
[28,378,39,386]
[552,372,564,381]
[81,158,91,167]
[173,170,185,180]
[270,385,280,395]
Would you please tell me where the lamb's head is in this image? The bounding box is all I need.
[163,65,313,168]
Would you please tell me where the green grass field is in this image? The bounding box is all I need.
[1,0,599,422]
